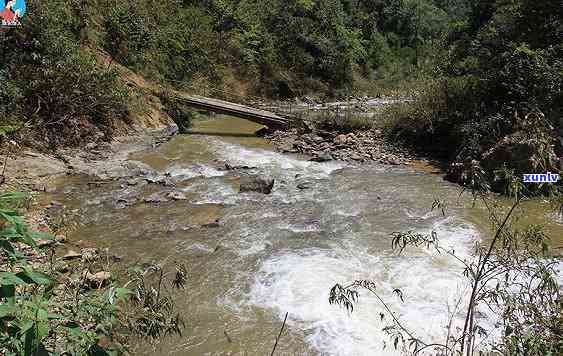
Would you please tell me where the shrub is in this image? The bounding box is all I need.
[103,3,155,67]
[0,192,119,354]
[0,192,187,354]
[0,0,131,147]
[158,93,197,134]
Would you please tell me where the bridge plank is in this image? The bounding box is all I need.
[171,93,290,130]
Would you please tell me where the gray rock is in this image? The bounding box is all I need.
[225,163,255,171]
[167,191,188,201]
[313,135,324,143]
[311,151,333,162]
[63,250,82,260]
[297,180,314,190]
[144,175,173,186]
[346,133,357,143]
[144,193,169,204]
[279,143,299,153]
[239,176,275,194]
[48,201,64,210]
[202,219,221,228]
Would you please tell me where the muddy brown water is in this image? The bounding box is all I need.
[48,116,562,355]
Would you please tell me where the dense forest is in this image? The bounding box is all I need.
[0,0,561,183]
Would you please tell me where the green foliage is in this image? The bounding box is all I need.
[0,193,187,354]
[18,0,459,98]
[0,0,131,147]
[384,0,561,194]
[158,94,198,134]
[104,4,155,67]
[0,0,476,143]
[125,263,187,340]
[0,192,116,354]
[155,6,217,83]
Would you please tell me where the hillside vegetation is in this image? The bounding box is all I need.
[387,0,562,194]
[0,0,462,143]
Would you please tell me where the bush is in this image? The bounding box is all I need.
[0,0,131,147]
[104,4,155,67]
[0,191,187,354]
[383,0,562,195]
[0,192,122,354]
[159,93,197,134]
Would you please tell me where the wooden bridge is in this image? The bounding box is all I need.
[169,92,290,131]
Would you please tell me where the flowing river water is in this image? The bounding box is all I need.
[49,117,562,355]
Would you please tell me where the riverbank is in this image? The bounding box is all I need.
[3,124,182,263]
[0,124,190,354]
[267,127,414,165]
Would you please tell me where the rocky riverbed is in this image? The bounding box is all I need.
[267,128,414,165]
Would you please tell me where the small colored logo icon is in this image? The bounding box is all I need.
[1,0,25,28]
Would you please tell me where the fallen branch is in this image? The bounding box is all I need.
[270,312,289,356]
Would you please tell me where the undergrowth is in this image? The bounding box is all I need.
[0,192,187,355]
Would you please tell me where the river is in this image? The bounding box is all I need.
[50,116,562,355]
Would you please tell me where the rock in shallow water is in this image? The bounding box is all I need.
[144,193,169,204]
[310,151,333,162]
[167,191,188,201]
[239,176,275,194]
[297,182,313,190]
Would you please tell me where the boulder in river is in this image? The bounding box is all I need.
[350,154,363,161]
[239,176,275,194]
[47,201,64,210]
[310,151,333,162]
[202,219,221,228]
[225,163,256,171]
[297,180,314,190]
[144,175,174,186]
[279,143,299,154]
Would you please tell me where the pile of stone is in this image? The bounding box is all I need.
[267,128,413,165]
